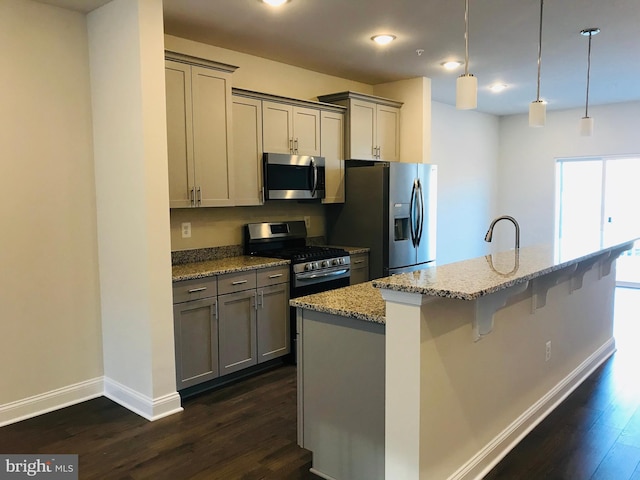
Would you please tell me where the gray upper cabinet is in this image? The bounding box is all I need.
[165,52,238,208]
[318,91,402,162]
[232,95,264,206]
[262,101,321,156]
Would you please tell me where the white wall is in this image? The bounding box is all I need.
[0,0,103,406]
[497,101,640,250]
[431,101,500,265]
[88,0,180,418]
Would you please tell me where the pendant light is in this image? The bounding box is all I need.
[456,0,477,109]
[580,27,600,136]
[529,0,546,127]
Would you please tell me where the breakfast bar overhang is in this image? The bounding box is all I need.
[292,237,637,480]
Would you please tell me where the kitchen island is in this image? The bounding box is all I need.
[291,238,636,480]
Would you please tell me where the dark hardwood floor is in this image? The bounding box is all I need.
[485,287,640,480]
[1,287,639,479]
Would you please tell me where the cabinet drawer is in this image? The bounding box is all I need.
[257,266,290,287]
[218,270,257,295]
[173,277,217,304]
[351,253,369,269]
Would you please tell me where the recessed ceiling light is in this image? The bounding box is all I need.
[441,61,463,70]
[262,0,289,6]
[371,34,396,46]
[489,83,508,93]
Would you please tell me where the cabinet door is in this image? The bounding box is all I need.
[232,96,263,206]
[191,65,234,207]
[173,297,218,389]
[263,101,293,154]
[349,253,370,285]
[350,99,377,160]
[218,289,257,375]
[257,283,290,362]
[376,104,401,162]
[293,107,321,156]
[165,60,195,208]
[321,110,345,204]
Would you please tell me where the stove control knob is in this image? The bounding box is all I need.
[304,263,314,271]
[313,262,320,270]
[331,259,339,266]
[321,260,329,268]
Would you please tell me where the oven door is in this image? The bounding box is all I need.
[263,153,326,200]
[291,266,350,297]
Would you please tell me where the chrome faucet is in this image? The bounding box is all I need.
[484,215,520,250]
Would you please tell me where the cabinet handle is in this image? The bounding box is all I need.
[353,260,365,264]
[214,300,218,320]
[190,187,195,207]
[196,186,202,205]
[289,138,294,153]
[259,290,264,308]
[254,291,258,311]
[232,279,248,285]
[187,287,207,293]
[294,138,299,153]
[268,273,283,279]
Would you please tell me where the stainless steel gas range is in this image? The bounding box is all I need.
[244,220,350,361]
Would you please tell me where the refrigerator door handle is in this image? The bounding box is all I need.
[409,179,418,247]
[416,179,425,246]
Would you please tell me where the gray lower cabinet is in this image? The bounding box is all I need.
[173,278,219,390]
[257,283,290,362]
[172,265,290,390]
[218,288,257,375]
[350,252,370,285]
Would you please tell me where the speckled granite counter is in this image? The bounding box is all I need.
[332,245,370,255]
[172,256,289,282]
[290,282,385,324]
[372,238,636,300]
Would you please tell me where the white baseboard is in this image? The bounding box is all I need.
[103,377,183,421]
[0,377,183,427]
[0,377,103,427]
[449,338,616,480]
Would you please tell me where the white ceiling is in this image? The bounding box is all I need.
[41,0,640,116]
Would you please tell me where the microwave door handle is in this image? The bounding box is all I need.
[409,179,417,247]
[309,158,318,197]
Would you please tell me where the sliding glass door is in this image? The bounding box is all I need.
[556,156,640,287]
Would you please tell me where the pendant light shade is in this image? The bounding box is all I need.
[580,27,600,136]
[456,0,477,110]
[529,0,546,127]
[580,116,594,136]
[529,100,546,127]
[457,74,477,110]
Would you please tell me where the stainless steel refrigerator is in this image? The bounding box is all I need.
[327,160,437,279]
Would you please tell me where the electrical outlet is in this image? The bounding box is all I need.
[545,341,551,362]
[181,222,192,239]
[304,216,311,230]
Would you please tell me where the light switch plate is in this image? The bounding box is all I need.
[181,222,192,238]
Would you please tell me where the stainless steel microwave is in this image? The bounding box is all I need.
[263,153,325,201]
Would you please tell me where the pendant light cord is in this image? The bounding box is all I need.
[464,0,469,76]
[585,32,593,118]
[535,0,544,102]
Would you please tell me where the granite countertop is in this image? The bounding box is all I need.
[372,237,637,300]
[290,282,385,324]
[172,256,289,282]
[327,245,371,255]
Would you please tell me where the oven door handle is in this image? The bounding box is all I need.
[297,268,349,280]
